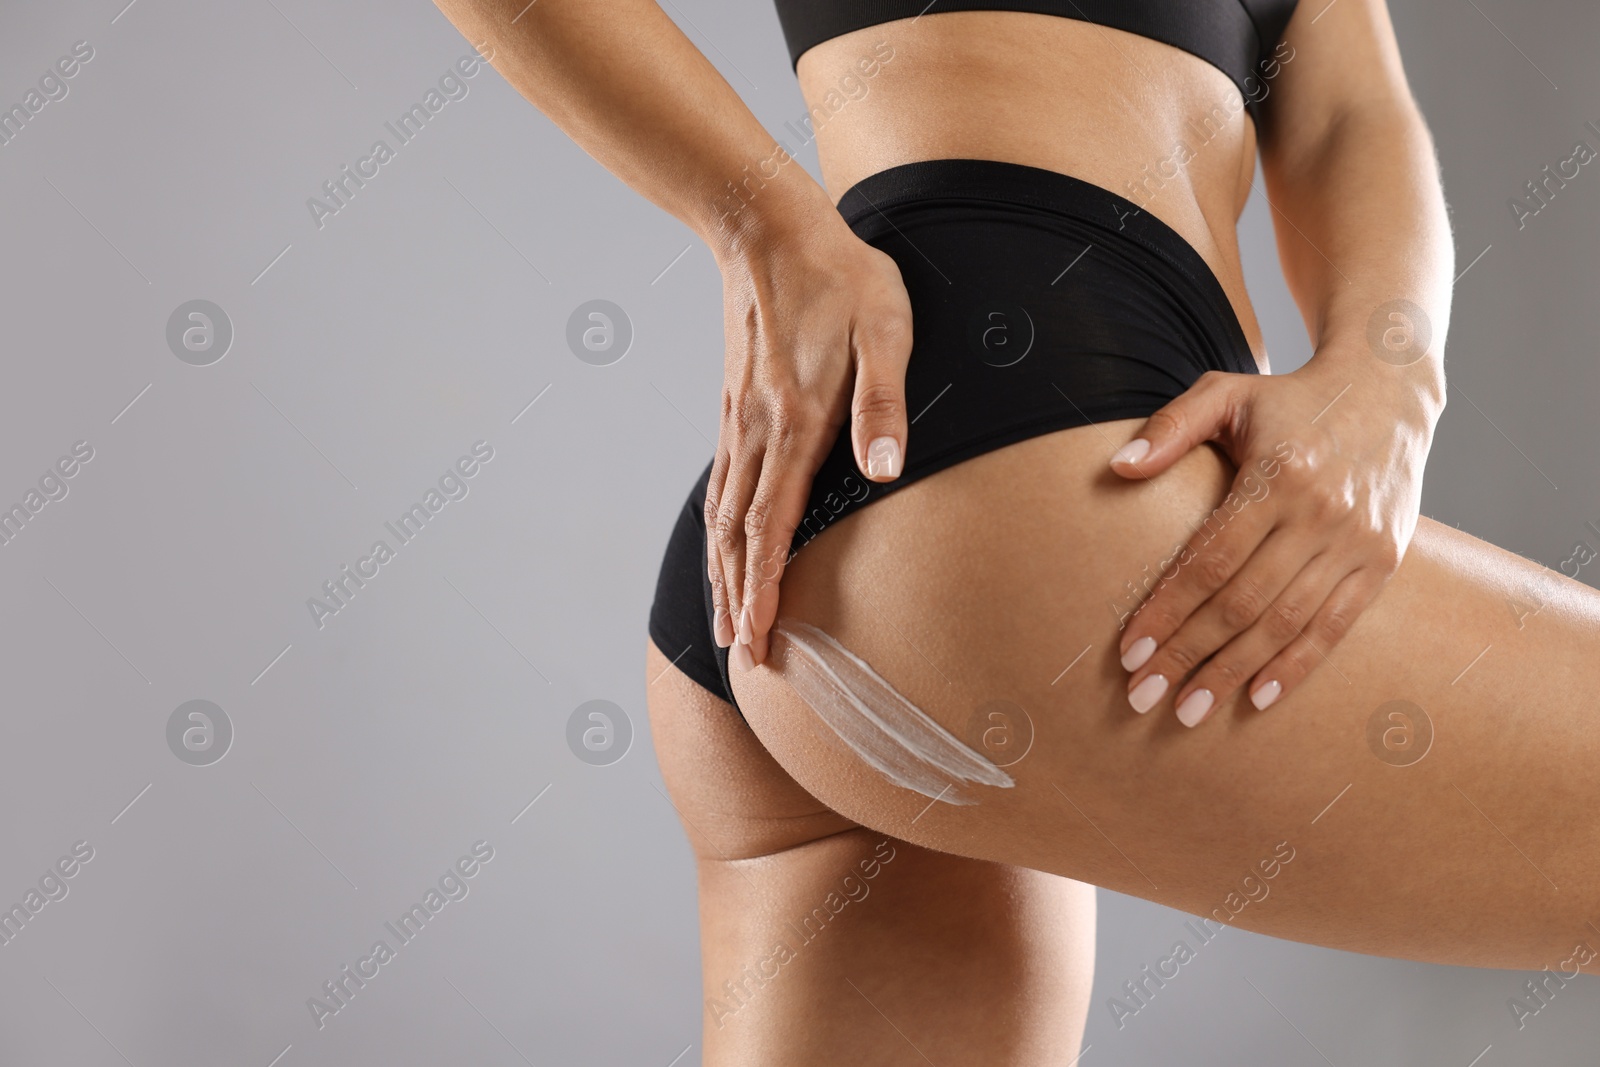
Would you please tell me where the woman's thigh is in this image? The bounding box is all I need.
[645,640,1097,1065]
[731,418,1600,973]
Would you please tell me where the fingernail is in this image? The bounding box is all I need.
[1112,438,1151,466]
[1251,679,1282,711]
[1120,636,1157,672]
[1176,688,1214,728]
[1128,673,1168,714]
[731,641,755,673]
[738,605,753,644]
[867,436,903,479]
[713,608,733,647]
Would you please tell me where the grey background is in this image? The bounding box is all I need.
[0,0,1595,1063]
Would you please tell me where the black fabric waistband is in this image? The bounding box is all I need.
[835,157,1258,377]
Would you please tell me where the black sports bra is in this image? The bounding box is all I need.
[773,0,1300,123]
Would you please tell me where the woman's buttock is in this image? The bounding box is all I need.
[729,410,1600,970]
[730,416,1240,847]
[644,158,1263,719]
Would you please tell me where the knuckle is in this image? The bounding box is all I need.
[1161,642,1204,675]
[1276,454,1317,491]
[853,382,904,424]
[1309,484,1349,520]
[1263,599,1308,641]
[784,406,836,455]
[1276,647,1313,684]
[1143,407,1186,440]
[715,507,742,547]
[770,380,808,412]
[766,404,801,446]
[861,311,913,353]
[743,498,773,539]
[1133,602,1183,639]
[1217,587,1262,630]
[1158,603,1193,637]
[1192,550,1234,590]
[1205,659,1248,692]
[1318,601,1357,641]
[731,400,760,435]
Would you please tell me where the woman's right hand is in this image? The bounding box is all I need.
[705,209,915,672]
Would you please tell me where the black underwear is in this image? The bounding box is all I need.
[647,158,1260,714]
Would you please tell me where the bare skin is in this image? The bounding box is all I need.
[776,3,1453,720]
[429,0,1590,1061]
[727,420,1600,973]
[646,639,1096,1063]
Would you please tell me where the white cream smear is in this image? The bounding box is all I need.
[773,619,1014,805]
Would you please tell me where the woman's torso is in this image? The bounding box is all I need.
[793,11,1273,370]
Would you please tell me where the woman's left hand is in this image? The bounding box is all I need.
[1110,356,1440,727]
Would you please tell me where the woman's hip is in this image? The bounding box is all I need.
[650,156,1260,713]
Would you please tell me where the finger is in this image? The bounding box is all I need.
[702,446,735,648]
[849,314,913,483]
[1117,476,1280,679]
[1165,550,1343,727]
[742,432,830,667]
[1126,531,1322,716]
[1109,370,1240,479]
[1245,568,1381,713]
[715,447,764,670]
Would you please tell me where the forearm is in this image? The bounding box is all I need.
[432,0,837,260]
[1262,100,1453,426]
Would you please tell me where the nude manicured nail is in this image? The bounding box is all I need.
[1251,680,1282,711]
[1121,636,1157,672]
[1128,673,1168,714]
[738,605,753,644]
[867,436,903,479]
[1112,438,1151,466]
[731,641,755,673]
[1176,688,1214,728]
[714,608,733,647]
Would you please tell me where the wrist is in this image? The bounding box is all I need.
[1304,337,1447,430]
[696,157,843,266]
